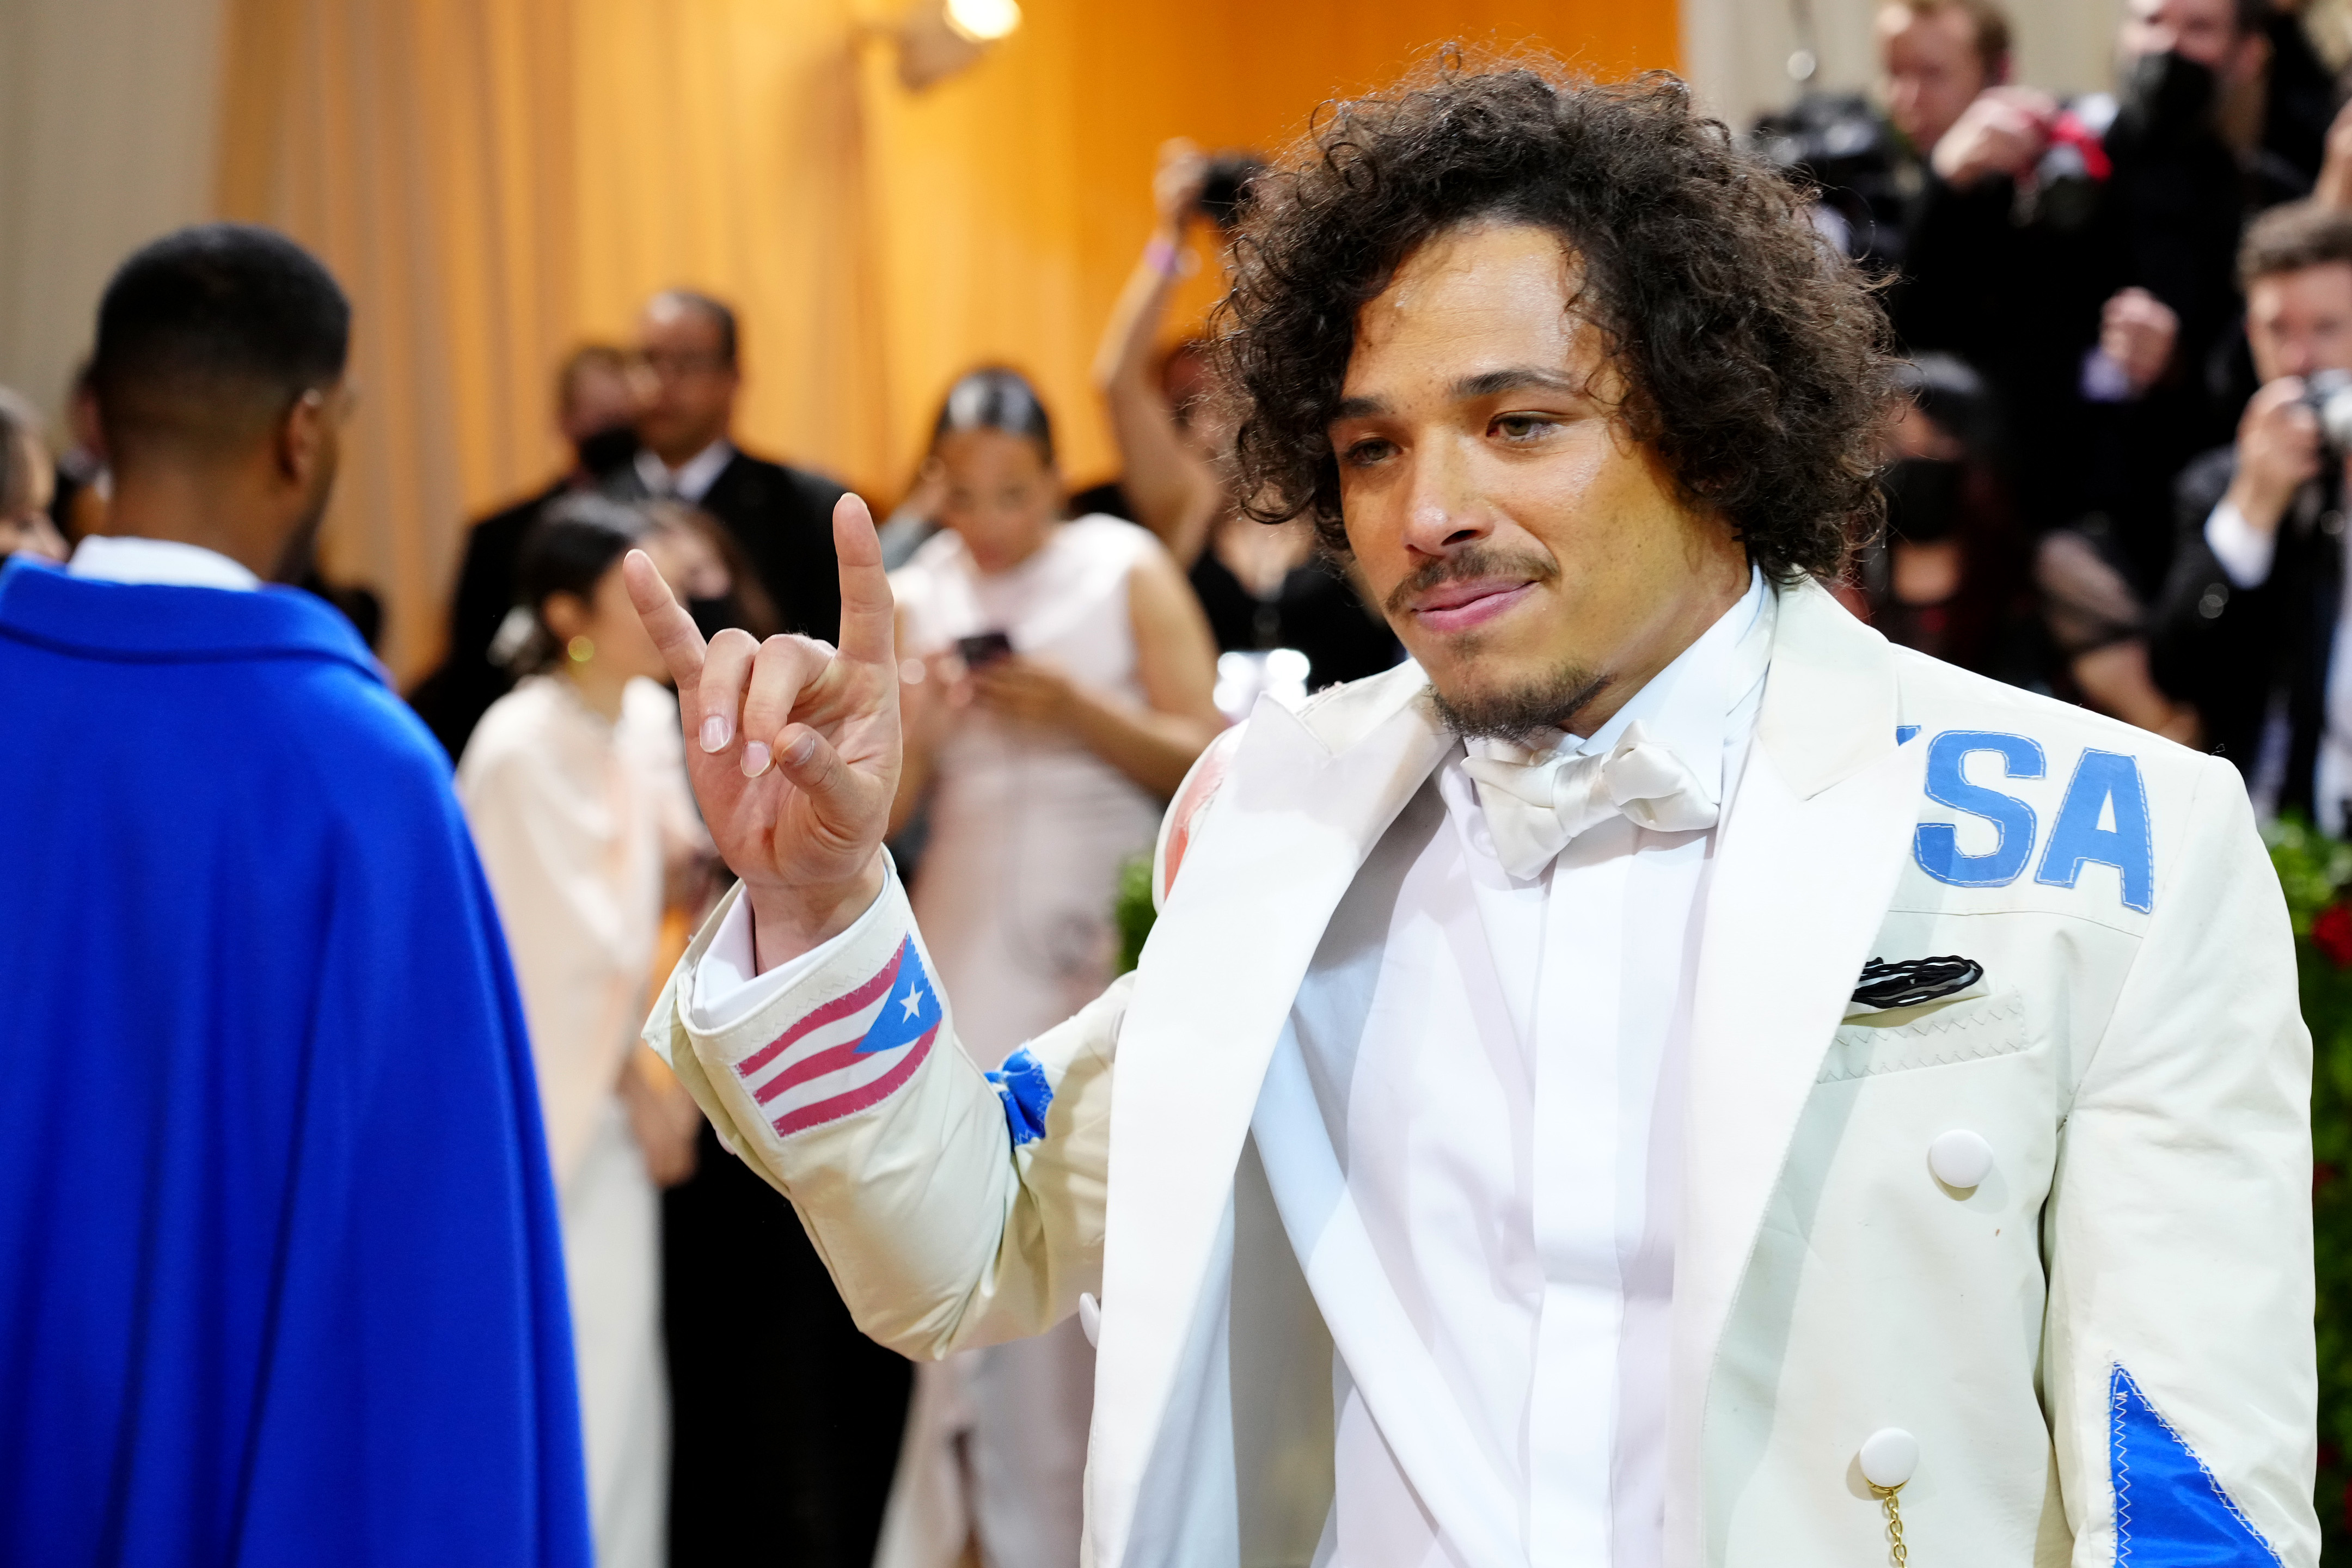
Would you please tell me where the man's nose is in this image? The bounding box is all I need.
[1398,445,1490,555]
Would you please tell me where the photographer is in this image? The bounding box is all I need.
[1089,138,1399,694]
[2154,201,2352,825]
[1904,0,2332,573]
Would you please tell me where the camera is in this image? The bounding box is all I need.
[2304,369,2352,457]
[1196,153,1266,232]
[1745,93,1913,267]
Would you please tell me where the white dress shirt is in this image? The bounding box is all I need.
[634,438,735,505]
[2204,497,2352,830]
[68,534,260,591]
[1256,572,1769,1568]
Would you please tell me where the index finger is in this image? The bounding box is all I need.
[623,549,707,689]
[830,492,898,669]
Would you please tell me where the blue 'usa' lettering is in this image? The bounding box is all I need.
[1914,730,2044,887]
[2035,749,2154,912]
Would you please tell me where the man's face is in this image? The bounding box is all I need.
[2121,0,2250,74]
[1879,5,1991,152]
[1327,220,1750,738]
[559,358,647,446]
[2247,263,2352,382]
[635,300,738,463]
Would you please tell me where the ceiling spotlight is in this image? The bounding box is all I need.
[945,0,1020,43]
[890,0,1022,91]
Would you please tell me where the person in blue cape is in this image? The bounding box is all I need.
[0,224,591,1566]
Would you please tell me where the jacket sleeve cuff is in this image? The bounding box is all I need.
[679,862,957,1153]
[684,854,901,1034]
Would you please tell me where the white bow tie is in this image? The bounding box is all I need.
[1460,720,1719,880]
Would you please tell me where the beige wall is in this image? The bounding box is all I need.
[0,0,225,426]
[1679,0,2127,130]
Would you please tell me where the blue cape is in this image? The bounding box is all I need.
[0,561,590,1566]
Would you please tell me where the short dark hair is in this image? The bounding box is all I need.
[92,223,350,463]
[1888,0,2013,81]
[932,366,1056,467]
[2239,200,2352,288]
[652,290,739,369]
[516,493,652,669]
[1214,58,1898,582]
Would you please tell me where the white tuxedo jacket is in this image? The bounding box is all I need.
[646,578,2316,1567]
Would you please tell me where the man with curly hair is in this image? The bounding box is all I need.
[628,60,2314,1568]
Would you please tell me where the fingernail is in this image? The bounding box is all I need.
[742,741,771,777]
[786,732,817,766]
[700,715,731,752]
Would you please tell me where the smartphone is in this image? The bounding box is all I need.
[956,630,1015,669]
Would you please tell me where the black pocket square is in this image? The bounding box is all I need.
[1852,955,1984,1010]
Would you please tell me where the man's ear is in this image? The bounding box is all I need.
[541,591,589,643]
[276,387,332,486]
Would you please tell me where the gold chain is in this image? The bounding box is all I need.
[1871,1484,1909,1568]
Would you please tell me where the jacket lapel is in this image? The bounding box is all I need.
[1663,580,1927,1568]
[1088,668,1452,1568]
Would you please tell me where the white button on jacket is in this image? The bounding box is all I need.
[1927,1128,1994,1190]
[1860,1428,1919,1490]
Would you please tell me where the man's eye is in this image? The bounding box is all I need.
[1343,438,1395,467]
[1494,414,1555,441]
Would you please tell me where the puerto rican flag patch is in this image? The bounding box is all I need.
[731,936,944,1137]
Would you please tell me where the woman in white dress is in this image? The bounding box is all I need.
[458,495,713,1568]
[880,368,1224,1568]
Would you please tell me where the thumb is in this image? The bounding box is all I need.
[773,722,865,824]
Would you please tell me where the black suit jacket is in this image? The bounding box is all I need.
[612,450,848,642]
[2152,445,2344,816]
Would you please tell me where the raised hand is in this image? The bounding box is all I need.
[625,493,901,969]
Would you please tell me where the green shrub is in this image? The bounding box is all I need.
[1114,852,1156,976]
[2268,816,2352,1549]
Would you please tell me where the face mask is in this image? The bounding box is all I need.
[688,594,747,643]
[2117,48,2218,143]
[573,423,639,479]
[1883,457,1965,544]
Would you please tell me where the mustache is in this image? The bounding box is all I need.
[1382,544,1560,618]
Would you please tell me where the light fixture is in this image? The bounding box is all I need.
[945,0,1020,43]
[889,0,1022,91]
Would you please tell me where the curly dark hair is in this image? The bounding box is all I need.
[1212,56,1898,582]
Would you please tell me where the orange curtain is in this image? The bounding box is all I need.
[213,0,1678,684]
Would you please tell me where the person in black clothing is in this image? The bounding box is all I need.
[2154,200,2352,825]
[407,343,645,757]
[1089,139,1402,697]
[607,290,849,646]
[1895,0,2332,582]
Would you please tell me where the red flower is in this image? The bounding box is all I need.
[2314,901,2352,969]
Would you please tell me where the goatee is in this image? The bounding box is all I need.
[1431,664,1613,742]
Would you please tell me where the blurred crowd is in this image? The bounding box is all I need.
[0,119,1403,1568]
[1764,0,2352,833]
[9,3,2352,1563]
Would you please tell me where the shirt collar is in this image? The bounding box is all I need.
[635,438,735,504]
[68,535,262,592]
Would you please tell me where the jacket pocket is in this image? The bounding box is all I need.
[1817,990,2031,1083]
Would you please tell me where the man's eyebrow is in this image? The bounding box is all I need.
[1331,394,1388,421]
[1450,366,1585,400]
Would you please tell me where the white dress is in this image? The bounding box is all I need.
[458,673,709,1568]
[881,517,1170,1568]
